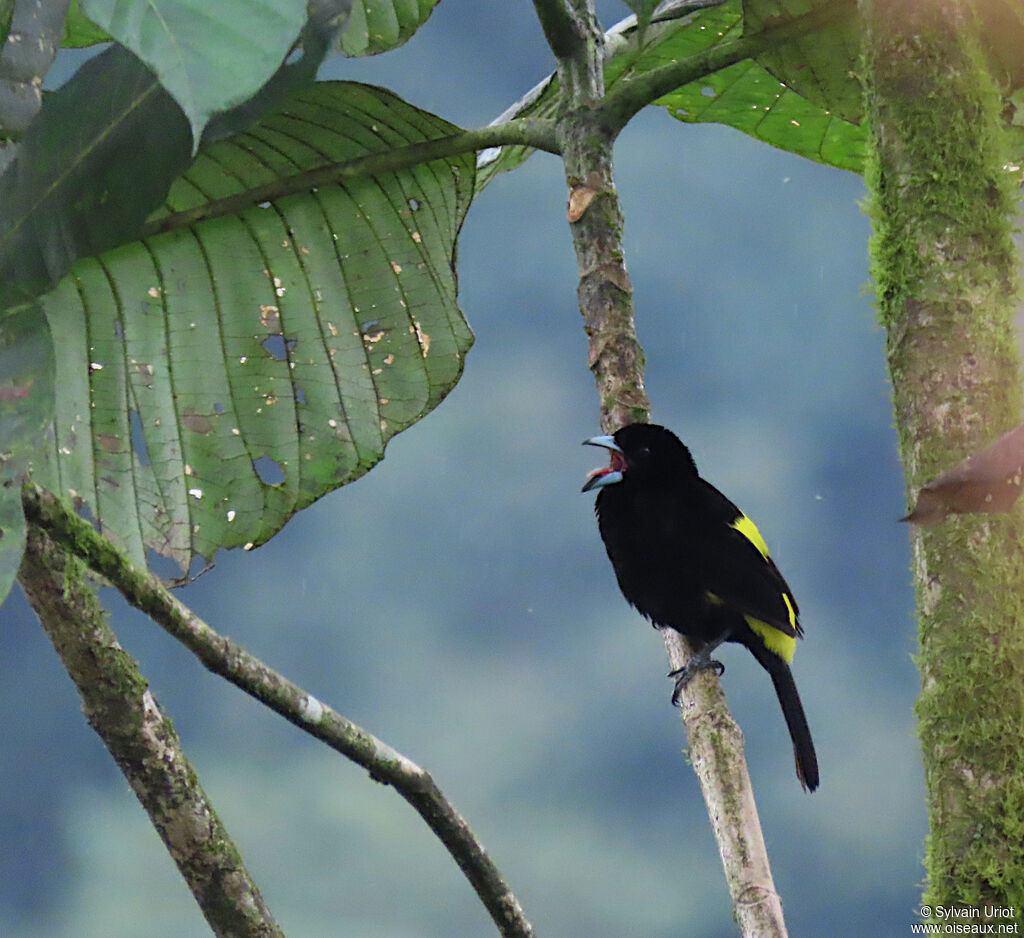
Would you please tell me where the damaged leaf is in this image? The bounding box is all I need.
[902,423,1024,525]
[35,82,474,578]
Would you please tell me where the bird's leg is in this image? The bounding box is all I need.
[669,627,733,706]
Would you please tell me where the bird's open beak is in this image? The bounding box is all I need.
[582,435,625,492]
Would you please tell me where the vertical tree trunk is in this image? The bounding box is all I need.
[862,0,1024,916]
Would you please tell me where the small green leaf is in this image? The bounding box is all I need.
[338,0,440,56]
[0,1,13,42]
[0,479,25,606]
[0,484,25,607]
[621,0,659,38]
[62,0,111,47]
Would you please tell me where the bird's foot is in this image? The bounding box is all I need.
[669,655,725,706]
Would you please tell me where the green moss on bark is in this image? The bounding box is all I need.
[863,0,1024,915]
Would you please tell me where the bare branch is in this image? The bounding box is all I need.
[21,481,537,938]
[662,632,787,936]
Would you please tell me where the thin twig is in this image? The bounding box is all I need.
[21,481,537,938]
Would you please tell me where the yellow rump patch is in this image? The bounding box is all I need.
[730,513,769,558]
[746,615,796,662]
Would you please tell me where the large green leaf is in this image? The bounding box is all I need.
[0,304,55,604]
[484,0,1024,182]
[37,82,474,576]
[0,6,348,309]
[338,0,440,56]
[80,0,309,144]
[661,56,864,171]
[748,0,1024,157]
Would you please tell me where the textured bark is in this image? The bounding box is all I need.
[863,0,1024,916]
[546,3,649,432]
[18,524,284,938]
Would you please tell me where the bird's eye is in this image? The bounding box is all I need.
[635,445,650,459]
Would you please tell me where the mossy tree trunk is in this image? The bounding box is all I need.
[862,0,1024,916]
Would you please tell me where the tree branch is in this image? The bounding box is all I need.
[21,481,537,938]
[531,0,586,61]
[144,117,558,237]
[661,633,787,937]
[17,521,284,938]
[550,1,788,934]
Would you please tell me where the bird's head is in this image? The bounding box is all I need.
[581,423,698,492]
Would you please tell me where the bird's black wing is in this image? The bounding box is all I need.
[692,478,801,639]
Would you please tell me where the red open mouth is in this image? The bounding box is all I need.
[586,448,626,480]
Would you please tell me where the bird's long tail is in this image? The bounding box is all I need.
[748,642,819,792]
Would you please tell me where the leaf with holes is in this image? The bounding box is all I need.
[661,59,866,173]
[627,0,865,171]
[36,81,474,577]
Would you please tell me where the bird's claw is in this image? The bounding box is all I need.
[668,658,725,706]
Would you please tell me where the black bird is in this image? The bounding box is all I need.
[582,422,819,791]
